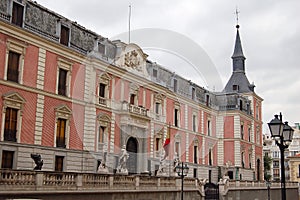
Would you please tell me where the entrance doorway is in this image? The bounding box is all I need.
[126,137,138,174]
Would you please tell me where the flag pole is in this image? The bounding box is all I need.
[128,4,131,43]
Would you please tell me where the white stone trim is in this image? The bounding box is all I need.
[54,105,72,149]
[4,39,27,84]
[34,94,44,145]
[36,48,46,90]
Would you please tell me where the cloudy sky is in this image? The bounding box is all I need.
[37,0,300,133]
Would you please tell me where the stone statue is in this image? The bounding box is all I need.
[116,147,129,175]
[173,154,180,173]
[156,150,167,176]
[97,152,109,174]
[31,153,43,170]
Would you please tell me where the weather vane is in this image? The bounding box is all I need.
[234,7,240,25]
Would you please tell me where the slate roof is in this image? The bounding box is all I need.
[223,25,255,93]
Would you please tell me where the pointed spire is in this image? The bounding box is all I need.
[232,25,246,72]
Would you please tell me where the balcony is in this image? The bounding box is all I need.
[98,96,107,106]
[122,101,148,117]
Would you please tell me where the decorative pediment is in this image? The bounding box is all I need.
[174,100,181,108]
[98,72,111,85]
[97,113,111,122]
[55,105,72,118]
[3,92,26,104]
[99,72,111,81]
[115,43,150,79]
[130,82,139,94]
[155,127,164,137]
[154,93,165,102]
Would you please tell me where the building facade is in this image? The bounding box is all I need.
[0,0,263,182]
[263,124,300,181]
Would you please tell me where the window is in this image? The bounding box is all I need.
[175,142,180,157]
[173,79,177,92]
[12,2,24,27]
[98,43,105,54]
[206,95,210,106]
[58,68,67,96]
[155,138,160,151]
[60,25,70,46]
[273,161,279,168]
[208,148,212,165]
[174,108,179,127]
[56,118,66,148]
[55,156,64,171]
[193,168,197,178]
[57,58,72,97]
[4,108,18,142]
[99,83,105,98]
[192,115,197,132]
[248,127,251,142]
[194,145,198,164]
[7,51,20,83]
[155,102,160,114]
[2,92,25,143]
[207,120,211,136]
[98,73,111,106]
[241,152,245,168]
[249,153,252,168]
[256,126,260,144]
[240,100,243,111]
[129,83,139,106]
[5,39,26,84]
[273,169,279,177]
[233,85,239,91]
[153,69,157,78]
[1,151,14,169]
[298,165,300,177]
[97,114,110,152]
[241,124,244,140]
[54,105,71,148]
[130,94,135,105]
[99,126,105,143]
[256,104,259,119]
[192,87,195,100]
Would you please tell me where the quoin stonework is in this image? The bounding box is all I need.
[0,0,263,183]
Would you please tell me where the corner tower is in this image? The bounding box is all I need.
[223,25,255,93]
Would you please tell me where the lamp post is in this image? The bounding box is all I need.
[266,181,271,200]
[175,162,189,200]
[268,113,294,200]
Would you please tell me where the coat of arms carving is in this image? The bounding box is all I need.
[124,50,142,71]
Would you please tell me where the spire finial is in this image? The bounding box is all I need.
[234,7,240,28]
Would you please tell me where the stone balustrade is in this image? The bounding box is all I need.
[0,170,201,193]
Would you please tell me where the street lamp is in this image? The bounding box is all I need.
[268,113,294,200]
[266,181,271,200]
[175,162,189,200]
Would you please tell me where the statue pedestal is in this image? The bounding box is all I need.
[116,168,128,175]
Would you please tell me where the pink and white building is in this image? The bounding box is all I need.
[0,0,263,182]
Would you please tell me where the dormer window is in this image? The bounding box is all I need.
[60,25,70,46]
[192,87,195,100]
[206,95,210,107]
[173,79,178,92]
[98,43,105,54]
[233,85,239,91]
[12,2,24,27]
[153,69,157,78]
